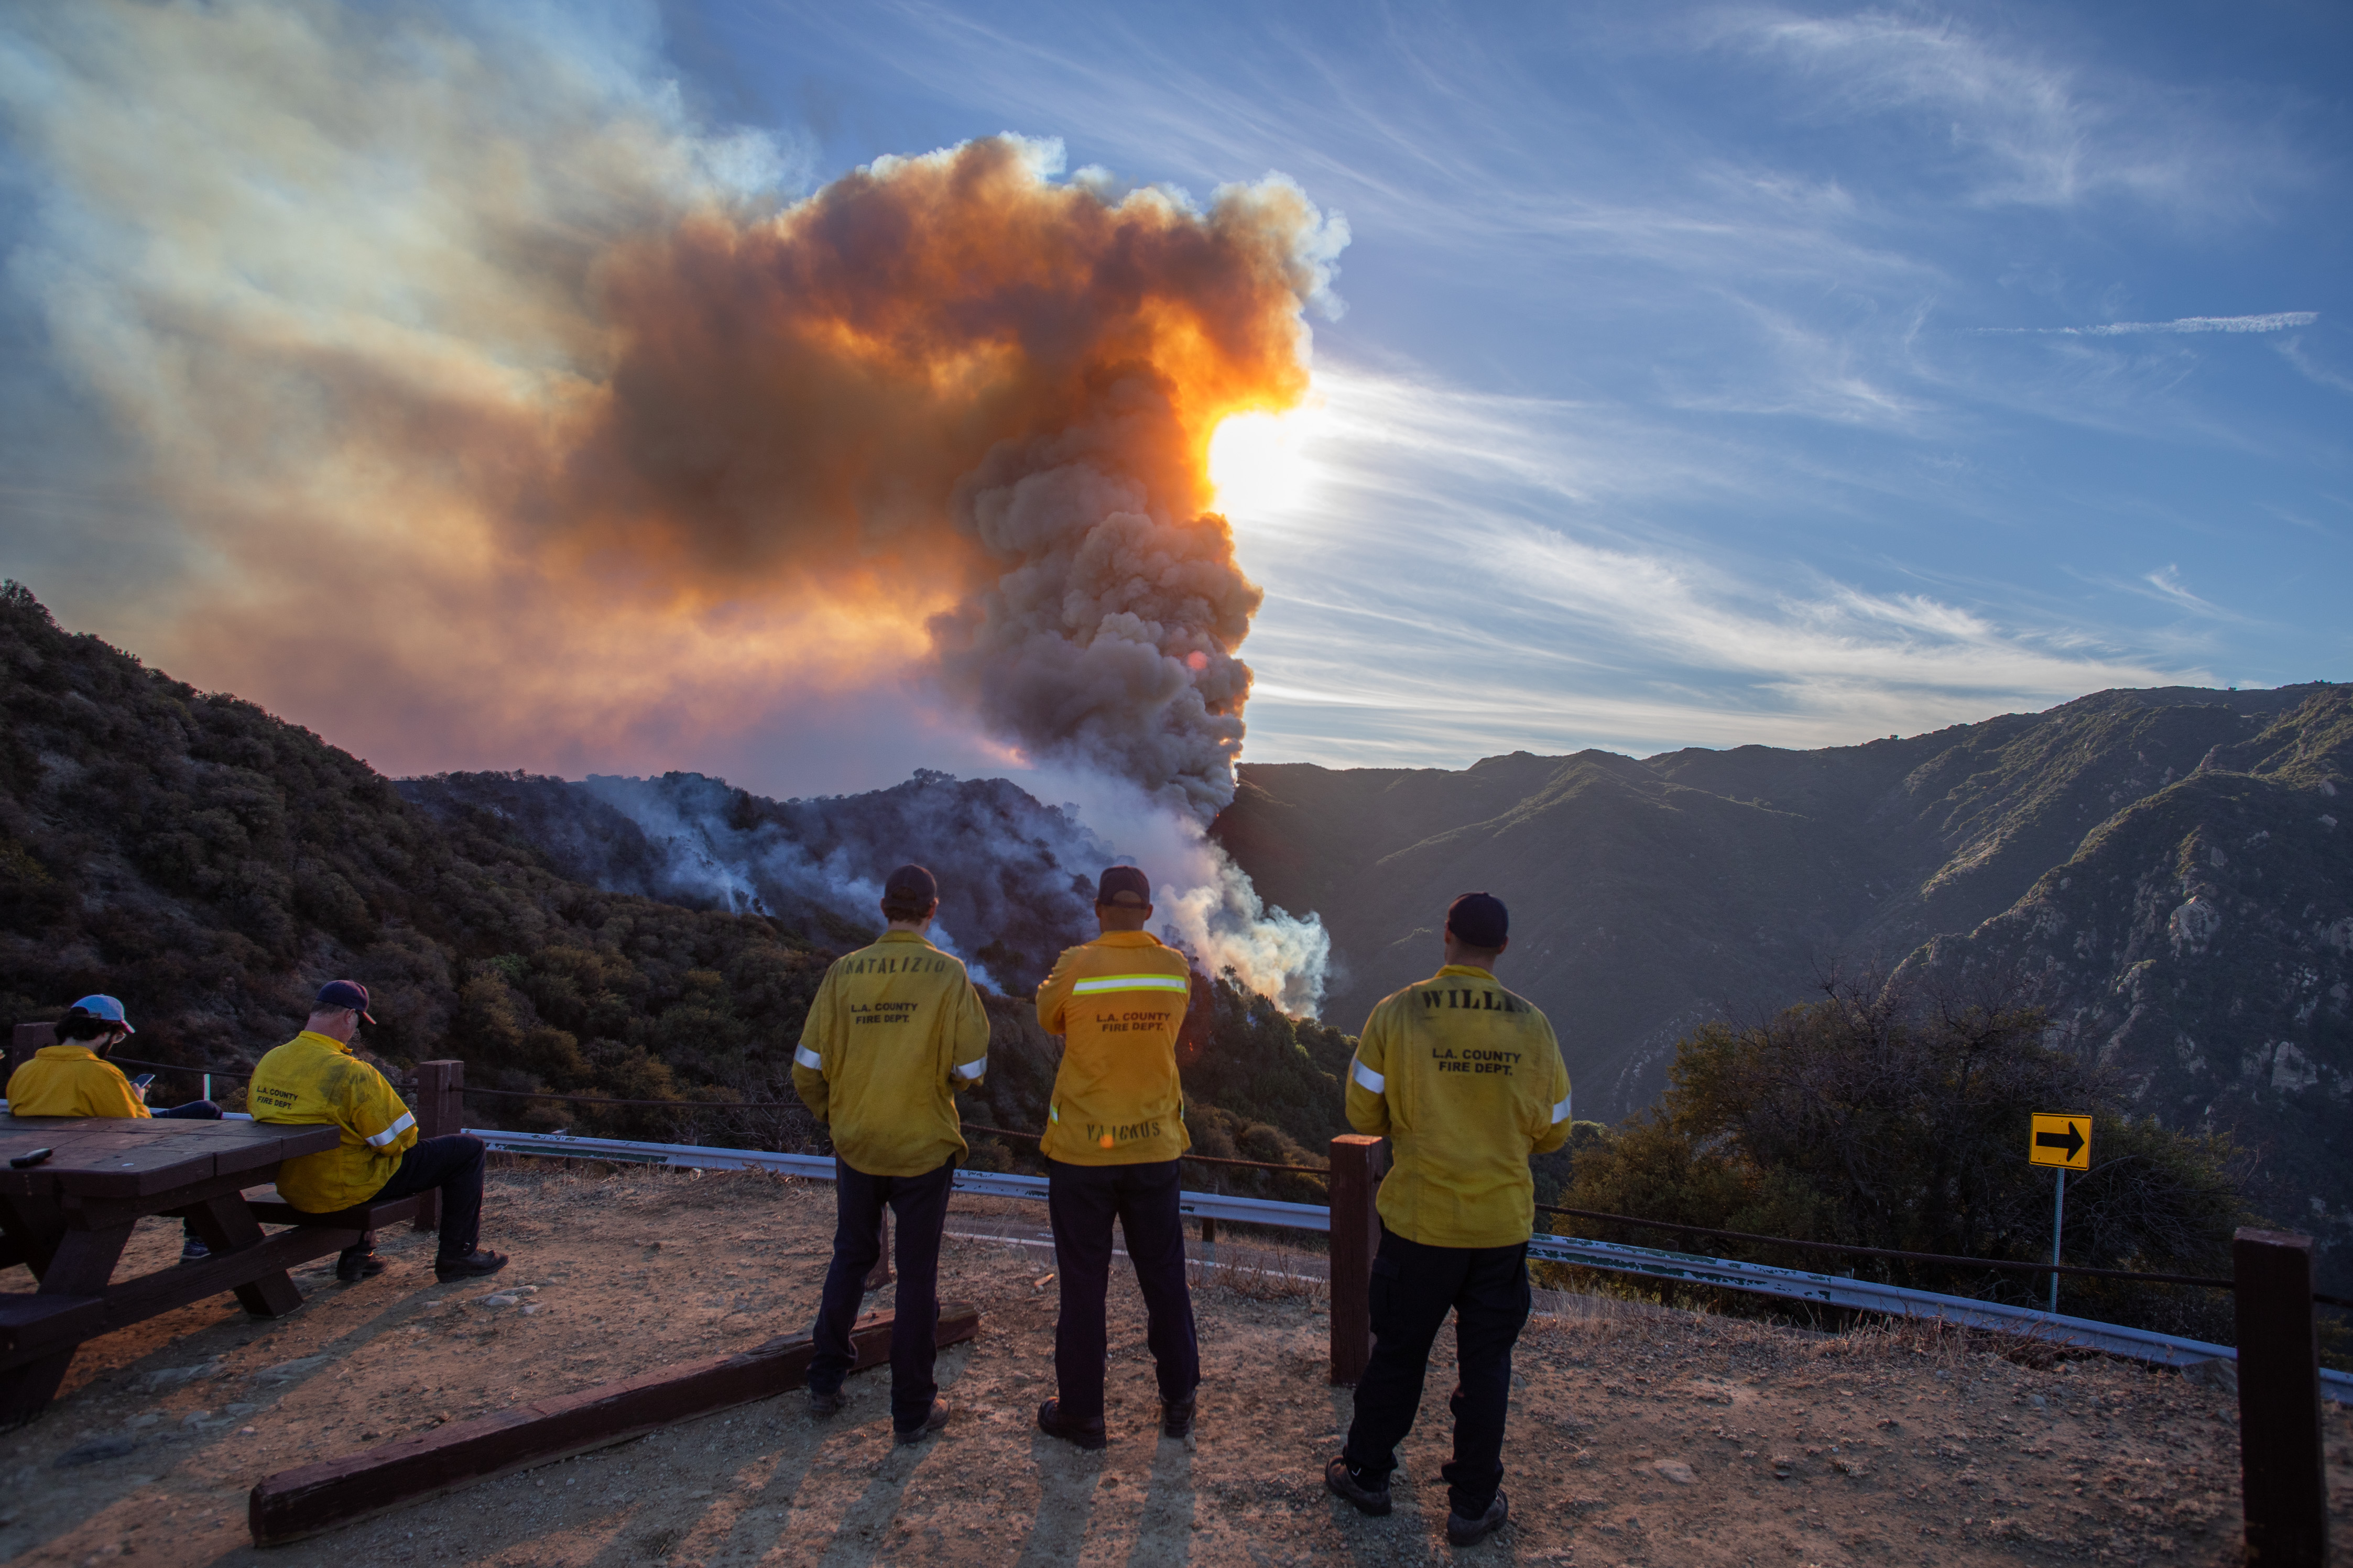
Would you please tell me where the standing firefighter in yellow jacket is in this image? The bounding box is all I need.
[1032,865,1201,1451]
[792,864,989,1445]
[1324,892,1571,1549]
[249,981,509,1284]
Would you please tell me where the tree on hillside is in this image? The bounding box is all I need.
[1559,966,2251,1339]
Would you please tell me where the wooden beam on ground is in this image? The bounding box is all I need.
[248,1301,981,1546]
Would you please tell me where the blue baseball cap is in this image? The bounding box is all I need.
[1096,865,1152,908]
[1445,892,1509,949]
[68,994,134,1034]
[314,980,377,1024]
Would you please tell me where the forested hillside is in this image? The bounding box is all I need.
[0,585,1349,1181]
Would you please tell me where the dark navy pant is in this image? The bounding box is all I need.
[1342,1225,1532,1517]
[366,1134,488,1259]
[1046,1156,1199,1421]
[808,1158,954,1431]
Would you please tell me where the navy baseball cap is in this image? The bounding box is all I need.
[69,994,134,1034]
[1445,892,1509,949]
[315,980,377,1024]
[884,864,939,907]
[1097,865,1152,908]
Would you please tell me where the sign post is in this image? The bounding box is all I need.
[2028,1112,2091,1313]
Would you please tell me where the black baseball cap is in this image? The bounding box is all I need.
[884,864,939,907]
[315,980,378,1024]
[1097,865,1152,908]
[1446,892,1509,949]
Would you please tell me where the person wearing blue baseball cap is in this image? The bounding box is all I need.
[6,995,228,1260]
[248,981,509,1283]
[6,996,146,1119]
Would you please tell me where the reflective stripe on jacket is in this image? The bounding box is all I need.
[791,930,990,1178]
[4,1045,150,1119]
[1034,930,1193,1166]
[1346,964,1573,1248]
[248,1032,418,1212]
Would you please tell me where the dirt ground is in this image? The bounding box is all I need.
[4,1164,2348,1567]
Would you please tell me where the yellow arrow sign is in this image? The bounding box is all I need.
[2029,1112,2091,1170]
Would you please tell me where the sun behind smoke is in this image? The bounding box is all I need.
[1207,408,1322,518]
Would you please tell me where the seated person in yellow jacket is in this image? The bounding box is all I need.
[249,980,508,1284]
[792,864,989,1445]
[1033,865,1201,1451]
[1324,892,1572,1550]
[6,994,227,1261]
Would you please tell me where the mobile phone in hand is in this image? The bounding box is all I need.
[131,1073,156,1102]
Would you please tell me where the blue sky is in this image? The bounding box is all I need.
[2,1,2347,788]
[673,0,2353,766]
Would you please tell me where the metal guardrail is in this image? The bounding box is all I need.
[465,1127,1332,1233]
[1527,1232,2343,1379]
[469,1123,2353,1403]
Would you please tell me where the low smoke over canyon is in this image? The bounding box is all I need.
[1,3,1343,1008]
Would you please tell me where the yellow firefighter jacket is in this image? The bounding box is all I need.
[248,1032,419,1212]
[792,930,991,1178]
[1035,930,1193,1166]
[4,1045,150,1119]
[1346,964,1573,1249]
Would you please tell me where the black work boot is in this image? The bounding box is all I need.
[1325,1456,1392,1517]
[896,1398,951,1445]
[1161,1396,1196,1439]
[1037,1398,1107,1451]
[335,1247,386,1282]
[434,1247,509,1282]
[1446,1488,1509,1547]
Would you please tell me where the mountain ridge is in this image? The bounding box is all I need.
[1211,681,2351,1285]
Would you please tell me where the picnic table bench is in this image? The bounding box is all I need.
[0,1114,406,1427]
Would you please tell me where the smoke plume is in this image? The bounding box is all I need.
[401,766,1327,1012]
[1,2,1339,1007]
[399,769,1112,995]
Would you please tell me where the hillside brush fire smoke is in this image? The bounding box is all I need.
[400,768,1329,1015]
[2,4,1339,1011]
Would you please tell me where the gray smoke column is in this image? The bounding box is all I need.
[940,421,1259,825]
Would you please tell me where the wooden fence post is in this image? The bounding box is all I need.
[410,1061,465,1233]
[1328,1134,1384,1386]
[8,1022,56,1083]
[2233,1227,2327,1567]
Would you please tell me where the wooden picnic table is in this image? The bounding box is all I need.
[0,1114,355,1427]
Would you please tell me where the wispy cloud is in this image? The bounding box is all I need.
[2134,565,2237,619]
[1720,6,2308,216]
[2275,336,2353,395]
[1229,367,2206,769]
[1973,312,2318,337]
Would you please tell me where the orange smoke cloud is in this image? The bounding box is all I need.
[556,138,1332,815]
[1,2,1341,809]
